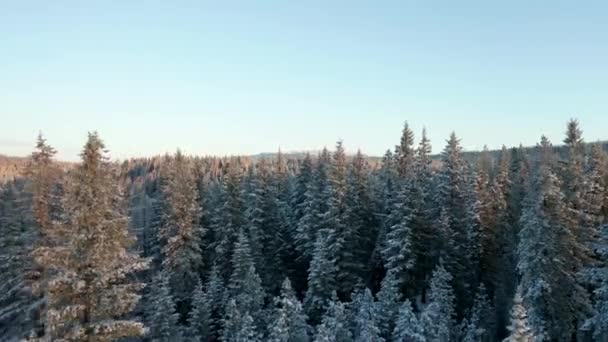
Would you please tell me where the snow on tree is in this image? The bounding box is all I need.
[267,278,310,342]
[586,224,608,340]
[421,262,456,342]
[304,231,337,324]
[392,299,425,342]
[462,284,496,342]
[353,288,384,342]
[375,270,402,339]
[246,159,288,295]
[160,150,204,317]
[435,132,477,312]
[344,150,377,287]
[517,135,590,341]
[222,299,260,342]
[503,287,536,342]
[187,277,209,341]
[212,160,245,281]
[313,292,352,342]
[32,132,148,341]
[227,229,265,329]
[146,271,181,341]
[0,182,36,340]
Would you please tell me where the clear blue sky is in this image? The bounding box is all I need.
[1,1,607,161]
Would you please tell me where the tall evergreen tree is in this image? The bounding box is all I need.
[187,278,210,341]
[374,270,401,340]
[421,262,456,342]
[353,288,384,342]
[325,141,360,297]
[222,299,260,342]
[33,132,149,340]
[517,136,590,341]
[395,121,416,179]
[212,161,245,281]
[313,292,352,342]
[503,287,536,342]
[267,278,310,342]
[304,231,337,324]
[392,299,425,342]
[227,229,265,328]
[435,132,476,312]
[160,150,204,317]
[145,271,181,341]
[27,133,60,338]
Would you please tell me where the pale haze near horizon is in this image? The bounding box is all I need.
[1,1,607,161]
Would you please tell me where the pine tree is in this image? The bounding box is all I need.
[246,159,288,295]
[313,292,352,342]
[392,299,425,342]
[187,277,209,341]
[395,121,416,179]
[222,299,260,342]
[517,136,589,341]
[326,140,360,297]
[26,133,60,338]
[435,132,476,312]
[421,262,456,342]
[304,231,337,324]
[33,132,148,341]
[146,271,181,341]
[374,270,401,340]
[503,287,536,342]
[202,264,226,341]
[353,288,384,342]
[344,150,376,287]
[295,151,330,266]
[463,284,495,342]
[212,161,245,281]
[267,278,310,342]
[409,128,437,299]
[160,150,204,317]
[227,229,265,328]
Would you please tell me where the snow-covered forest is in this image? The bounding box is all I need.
[1,119,607,342]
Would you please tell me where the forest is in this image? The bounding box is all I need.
[1,119,607,342]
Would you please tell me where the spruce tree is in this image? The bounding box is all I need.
[421,262,456,342]
[392,299,425,342]
[313,292,352,342]
[187,277,210,341]
[395,121,416,179]
[517,136,589,341]
[326,140,360,297]
[353,288,384,342]
[212,161,245,281]
[33,132,148,341]
[267,278,310,342]
[304,231,337,324]
[374,270,401,340]
[227,229,265,328]
[503,287,536,342]
[222,299,260,342]
[27,133,60,338]
[435,132,476,312]
[160,150,204,317]
[146,271,181,341]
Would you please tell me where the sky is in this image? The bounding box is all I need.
[1,1,607,161]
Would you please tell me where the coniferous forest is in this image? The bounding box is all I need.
[2,119,608,342]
